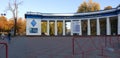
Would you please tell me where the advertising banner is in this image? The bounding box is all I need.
[72,21,80,33]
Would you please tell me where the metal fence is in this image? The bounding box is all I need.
[71,36,120,58]
[0,42,8,58]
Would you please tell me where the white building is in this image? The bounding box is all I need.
[25,5,120,36]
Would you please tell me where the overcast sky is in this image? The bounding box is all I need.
[0,0,120,19]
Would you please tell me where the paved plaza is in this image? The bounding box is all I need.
[0,36,120,58]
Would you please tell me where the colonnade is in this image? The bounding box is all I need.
[39,15,120,36]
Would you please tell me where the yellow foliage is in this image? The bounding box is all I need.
[0,16,26,35]
[77,0,100,13]
[104,6,112,10]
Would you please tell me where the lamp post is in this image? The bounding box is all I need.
[1,13,6,16]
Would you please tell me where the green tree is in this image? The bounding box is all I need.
[77,0,100,13]
[104,6,112,10]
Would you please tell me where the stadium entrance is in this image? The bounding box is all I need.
[25,6,120,36]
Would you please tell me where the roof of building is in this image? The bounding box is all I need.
[25,4,120,19]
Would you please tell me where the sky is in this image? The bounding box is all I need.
[0,0,120,19]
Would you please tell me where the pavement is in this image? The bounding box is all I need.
[0,36,120,58]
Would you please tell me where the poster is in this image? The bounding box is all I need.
[72,21,80,33]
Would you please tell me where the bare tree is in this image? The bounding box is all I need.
[7,0,23,36]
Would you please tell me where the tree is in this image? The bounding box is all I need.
[0,16,26,35]
[77,0,100,35]
[77,2,88,13]
[0,16,8,32]
[16,18,26,35]
[7,0,23,36]
[57,22,63,35]
[41,22,47,34]
[8,18,14,30]
[50,22,55,35]
[104,6,112,10]
[77,0,100,13]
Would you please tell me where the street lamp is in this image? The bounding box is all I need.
[1,13,6,16]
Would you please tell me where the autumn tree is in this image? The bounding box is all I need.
[104,6,112,10]
[8,19,14,30]
[16,18,26,35]
[41,22,47,34]
[77,0,100,13]
[57,22,63,35]
[0,16,8,32]
[50,22,55,35]
[41,21,63,35]
[0,16,26,35]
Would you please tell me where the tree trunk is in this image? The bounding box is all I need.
[14,17,17,36]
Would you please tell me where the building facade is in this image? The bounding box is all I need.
[25,5,120,36]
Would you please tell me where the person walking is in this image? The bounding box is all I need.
[8,32,11,43]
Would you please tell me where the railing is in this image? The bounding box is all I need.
[71,36,120,58]
[0,42,8,58]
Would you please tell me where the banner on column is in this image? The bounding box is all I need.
[72,21,80,33]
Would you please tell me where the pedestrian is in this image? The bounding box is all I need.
[8,32,11,43]
[1,33,5,40]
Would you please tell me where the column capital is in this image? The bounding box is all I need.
[56,19,57,21]
[97,17,100,19]
[118,14,120,17]
[87,18,90,20]
[47,20,49,21]
[107,16,110,18]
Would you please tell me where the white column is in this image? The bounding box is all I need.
[71,20,73,35]
[63,20,65,35]
[47,20,49,35]
[55,20,57,35]
[96,18,100,35]
[106,17,111,35]
[87,19,91,35]
[79,19,82,35]
[118,14,120,35]
[40,20,41,35]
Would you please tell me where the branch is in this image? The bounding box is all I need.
[5,0,23,18]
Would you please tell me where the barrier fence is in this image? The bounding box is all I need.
[0,36,119,58]
[36,36,120,58]
[0,42,8,58]
[71,36,120,58]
